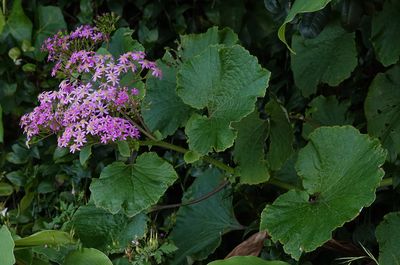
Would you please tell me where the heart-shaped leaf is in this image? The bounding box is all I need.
[90,152,178,216]
[261,126,386,260]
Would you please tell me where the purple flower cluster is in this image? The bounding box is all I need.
[42,25,107,72]
[22,25,162,153]
[21,78,140,153]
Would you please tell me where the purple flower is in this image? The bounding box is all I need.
[23,26,163,153]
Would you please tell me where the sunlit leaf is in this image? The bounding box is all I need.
[0,226,15,265]
[178,45,270,154]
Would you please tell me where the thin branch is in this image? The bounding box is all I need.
[149,180,229,212]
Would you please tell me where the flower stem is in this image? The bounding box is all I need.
[139,140,300,190]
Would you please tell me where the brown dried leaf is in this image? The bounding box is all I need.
[225,231,268,259]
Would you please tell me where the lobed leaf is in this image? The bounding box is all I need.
[291,23,357,97]
[90,152,178,217]
[178,45,270,154]
[261,126,387,260]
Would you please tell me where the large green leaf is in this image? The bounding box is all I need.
[7,0,33,42]
[371,1,400,66]
[169,168,241,265]
[180,26,238,59]
[64,248,113,265]
[14,230,74,248]
[178,45,270,154]
[71,204,146,253]
[365,65,400,161]
[34,6,67,59]
[291,24,357,97]
[265,98,294,171]
[0,226,15,265]
[109,28,144,57]
[278,0,332,52]
[208,256,290,265]
[142,60,192,138]
[376,212,400,265]
[260,126,386,260]
[302,95,354,139]
[233,111,269,184]
[90,152,178,216]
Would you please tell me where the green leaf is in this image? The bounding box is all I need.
[302,95,354,139]
[365,65,400,161]
[64,248,113,265]
[260,126,386,260]
[371,1,400,66]
[142,59,192,138]
[183,150,201,164]
[169,168,241,265]
[278,0,332,52]
[178,45,270,154]
[14,230,74,248]
[71,204,146,252]
[266,98,294,171]
[208,256,290,265]
[7,0,33,42]
[180,26,238,59]
[233,111,269,184]
[376,212,400,265]
[79,145,92,166]
[117,141,130,157]
[0,8,5,35]
[0,226,15,265]
[291,24,357,97]
[34,6,67,59]
[90,152,178,216]
[109,28,144,57]
[0,104,3,143]
[0,182,14,196]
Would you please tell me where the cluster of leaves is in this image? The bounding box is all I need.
[1,0,400,265]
